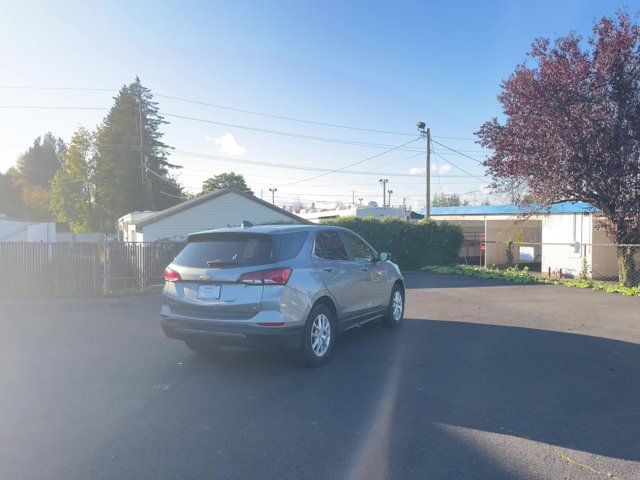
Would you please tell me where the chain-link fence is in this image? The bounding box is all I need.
[459,239,640,286]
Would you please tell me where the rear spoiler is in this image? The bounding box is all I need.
[186,231,271,243]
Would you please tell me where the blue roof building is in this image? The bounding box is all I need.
[421,202,595,217]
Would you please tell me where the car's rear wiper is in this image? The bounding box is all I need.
[206,260,239,267]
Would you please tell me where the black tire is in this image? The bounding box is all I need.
[383,284,404,328]
[185,339,220,356]
[299,303,336,366]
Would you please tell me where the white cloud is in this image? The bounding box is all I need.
[432,163,451,174]
[207,133,247,156]
[409,163,451,175]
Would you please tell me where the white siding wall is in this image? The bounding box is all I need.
[140,192,299,242]
[0,221,56,242]
[541,213,592,277]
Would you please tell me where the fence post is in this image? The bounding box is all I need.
[103,239,109,296]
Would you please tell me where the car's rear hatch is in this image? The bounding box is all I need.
[166,232,276,320]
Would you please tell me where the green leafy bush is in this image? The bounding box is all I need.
[321,217,463,270]
[422,265,640,297]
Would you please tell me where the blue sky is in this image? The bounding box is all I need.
[1,0,636,208]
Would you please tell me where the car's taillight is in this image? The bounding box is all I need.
[238,267,292,285]
[163,267,181,283]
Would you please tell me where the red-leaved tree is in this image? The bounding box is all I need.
[477,11,640,285]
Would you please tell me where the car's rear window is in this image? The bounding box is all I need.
[174,234,275,268]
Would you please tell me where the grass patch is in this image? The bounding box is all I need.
[421,265,640,297]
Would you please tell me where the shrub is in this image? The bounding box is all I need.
[421,265,640,297]
[321,217,463,270]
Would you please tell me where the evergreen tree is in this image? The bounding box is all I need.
[0,169,24,216]
[201,172,252,195]
[16,132,65,188]
[50,127,98,232]
[94,77,182,231]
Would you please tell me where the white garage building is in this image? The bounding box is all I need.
[428,202,629,280]
[117,188,308,243]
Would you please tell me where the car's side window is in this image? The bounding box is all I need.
[345,233,376,264]
[314,231,349,261]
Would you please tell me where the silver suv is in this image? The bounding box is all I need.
[161,225,405,365]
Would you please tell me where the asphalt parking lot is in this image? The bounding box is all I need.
[1,272,639,480]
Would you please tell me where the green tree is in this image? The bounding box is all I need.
[16,132,65,188]
[201,172,252,195]
[50,127,98,232]
[432,193,469,207]
[94,77,182,231]
[0,169,24,216]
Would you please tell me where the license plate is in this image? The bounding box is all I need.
[197,284,221,301]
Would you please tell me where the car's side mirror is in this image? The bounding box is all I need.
[379,252,391,262]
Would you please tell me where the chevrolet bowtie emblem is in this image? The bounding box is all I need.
[199,274,212,281]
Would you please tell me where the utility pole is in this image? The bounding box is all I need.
[388,189,393,207]
[269,187,278,205]
[379,178,388,207]
[352,190,355,206]
[417,122,430,219]
[138,87,148,210]
[358,198,363,206]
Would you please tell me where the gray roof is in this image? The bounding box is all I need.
[134,187,310,228]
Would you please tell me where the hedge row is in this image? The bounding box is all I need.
[321,217,463,270]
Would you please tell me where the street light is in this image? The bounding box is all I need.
[379,178,388,206]
[268,187,278,205]
[388,189,394,207]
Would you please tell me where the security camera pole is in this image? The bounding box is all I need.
[417,122,430,219]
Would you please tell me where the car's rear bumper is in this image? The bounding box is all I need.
[160,309,303,350]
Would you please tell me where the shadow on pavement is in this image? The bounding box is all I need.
[150,316,639,478]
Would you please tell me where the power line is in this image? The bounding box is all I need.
[369,152,424,171]
[0,86,417,136]
[431,138,487,164]
[0,86,114,92]
[431,148,487,182]
[156,94,417,137]
[171,148,435,177]
[0,103,493,157]
[431,149,443,193]
[145,166,184,189]
[277,137,422,187]
[0,105,106,110]
[164,112,428,151]
[159,190,191,200]
[176,168,485,184]
[431,135,478,141]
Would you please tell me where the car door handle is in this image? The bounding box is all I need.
[323,267,334,273]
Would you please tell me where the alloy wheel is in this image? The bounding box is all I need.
[311,313,331,357]
[392,290,403,321]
